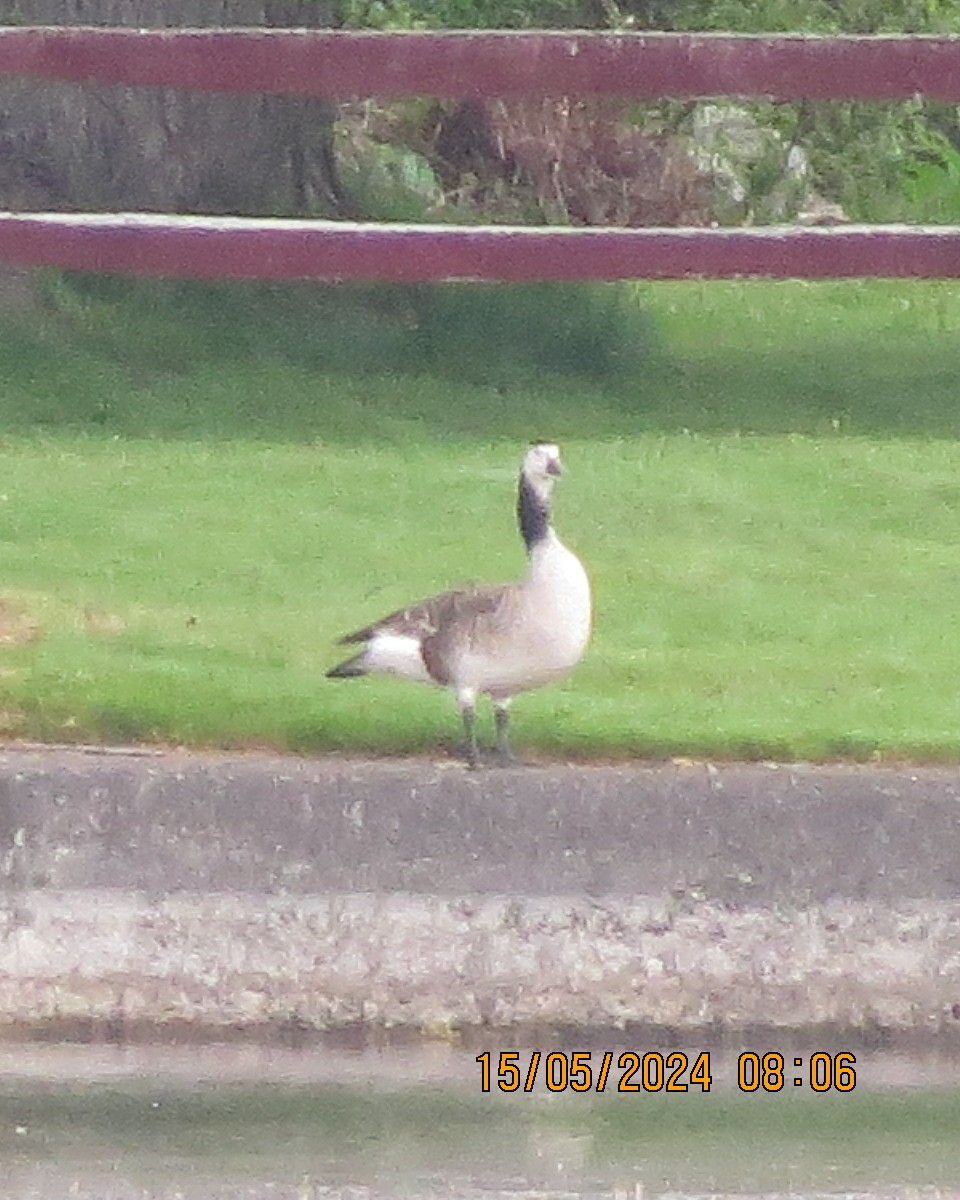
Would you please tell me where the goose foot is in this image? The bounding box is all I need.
[447,741,531,769]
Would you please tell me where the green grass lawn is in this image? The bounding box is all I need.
[2,274,960,761]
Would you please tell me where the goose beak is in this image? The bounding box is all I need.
[547,457,562,477]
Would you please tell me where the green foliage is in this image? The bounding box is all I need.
[335,137,444,221]
[652,0,960,222]
[337,0,960,225]
[782,102,930,221]
[900,123,960,221]
[340,0,960,35]
[645,0,960,32]
[339,0,583,28]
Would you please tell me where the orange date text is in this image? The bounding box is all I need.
[476,1050,713,1093]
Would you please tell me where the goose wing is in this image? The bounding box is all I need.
[337,583,507,645]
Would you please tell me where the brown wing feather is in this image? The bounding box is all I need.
[337,583,506,645]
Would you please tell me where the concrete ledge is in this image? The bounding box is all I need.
[2,748,960,1039]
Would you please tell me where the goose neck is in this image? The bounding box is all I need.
[517,473,553,552]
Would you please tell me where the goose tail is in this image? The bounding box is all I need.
[326,652,369,679]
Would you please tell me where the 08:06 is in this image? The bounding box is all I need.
[738,1051,857,1092]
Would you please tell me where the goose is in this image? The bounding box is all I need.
[326,442,591,768]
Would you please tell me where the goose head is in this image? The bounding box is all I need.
[517,442,562,552]
[522,443,562,495]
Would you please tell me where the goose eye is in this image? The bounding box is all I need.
[546,457,562,477]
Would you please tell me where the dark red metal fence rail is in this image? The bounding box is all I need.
[1,27,960,101]
[2,214,960,282]
[0,27,959,280]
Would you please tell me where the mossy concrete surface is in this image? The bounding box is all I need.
[1,747,959,1040]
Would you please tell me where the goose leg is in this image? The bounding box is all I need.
[494,699,513,763]
[458,688,480,770]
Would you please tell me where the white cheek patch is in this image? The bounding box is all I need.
[365,633,432,682]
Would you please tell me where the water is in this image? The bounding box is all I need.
[0,1044,958,1200]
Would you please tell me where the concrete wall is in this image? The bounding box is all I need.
[2,747,960,1040]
